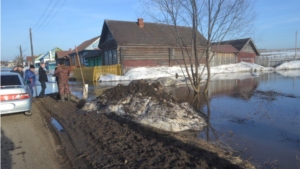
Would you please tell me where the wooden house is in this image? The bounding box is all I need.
[31,54,43,67]
[69,36,100,67]
[35,47,62,71]
[26,56,35,66]
[55,49,72,66]
[210,44,239,66]
[35,47,62,64]
[215,38,260,64]
[98,18,207,74]
[82,49,102,67]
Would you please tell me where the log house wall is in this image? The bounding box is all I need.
[118,46,206,73]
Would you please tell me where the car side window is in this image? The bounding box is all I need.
[1,75,22,86]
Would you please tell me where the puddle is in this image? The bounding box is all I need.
[51,117,64,132]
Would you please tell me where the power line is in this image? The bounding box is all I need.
[33,0,60,34]
[32,0,54,29]
[34,0,68,35]
[21,0,53,53]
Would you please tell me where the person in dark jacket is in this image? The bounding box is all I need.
[38,63,48,98]
[25,65,36,96]
[16,65,24,79]
[53,63,61,100]
[10,66,17,72]
[55,61,70,102]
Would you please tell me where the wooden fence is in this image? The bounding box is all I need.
[255,54,300,67]
[73,64,122,82]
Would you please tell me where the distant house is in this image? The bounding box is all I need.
[55,49,72,66]
[29,54,43,67]
[35,47,62,71]
[69,36,101,67]
[98,18,207,74]
[26,56,35,66]
[214,38,260,64]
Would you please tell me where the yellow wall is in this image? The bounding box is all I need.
[73,64,121,82]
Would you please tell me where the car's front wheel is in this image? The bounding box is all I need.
[24,111,32,116]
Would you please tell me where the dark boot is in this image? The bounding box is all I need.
[56,93,60,100]
[67,94,70,101]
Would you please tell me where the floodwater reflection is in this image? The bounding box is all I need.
[166,71,300,169]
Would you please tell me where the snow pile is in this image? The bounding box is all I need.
[83,80,207,132]
[100,67,185,81]
[275,60,300,70]
[211,62,273,74]
[105,96,206,132]
[99,62,274,82]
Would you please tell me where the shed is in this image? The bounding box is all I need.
[216,38,260,63]
[210,44,239,66]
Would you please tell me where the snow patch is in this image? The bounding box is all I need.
[102,96,206,132]
[99,61,278,82]
[275,60,300,70]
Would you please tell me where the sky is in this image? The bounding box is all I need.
[1,0,300,61]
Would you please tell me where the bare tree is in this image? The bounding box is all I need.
[13,45,26,66]
[13,55,23,65]
[141,0,255,94]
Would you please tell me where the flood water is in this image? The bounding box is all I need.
[165,70,300,169]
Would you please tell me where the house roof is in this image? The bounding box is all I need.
[211,44,239,53]
[73,36,100,53]
[35,47,62,61]
[26,56,33,62]
[34,54,44,60]
[99,19,207,48]
[214,38,260,55]
[82,50,101,58]
[56,51,71,59]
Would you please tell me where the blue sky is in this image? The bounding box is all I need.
[1,0,299,61]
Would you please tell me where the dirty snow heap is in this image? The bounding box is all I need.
[83,80,207,132]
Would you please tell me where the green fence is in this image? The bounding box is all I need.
[73,64,121,82]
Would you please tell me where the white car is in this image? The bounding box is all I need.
[0,72,32,116]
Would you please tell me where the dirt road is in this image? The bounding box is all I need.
[1,80,254,169]
[1,99,68,169]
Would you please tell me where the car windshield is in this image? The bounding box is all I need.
[1,75,22,86]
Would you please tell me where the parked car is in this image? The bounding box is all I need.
[0,72,32,116]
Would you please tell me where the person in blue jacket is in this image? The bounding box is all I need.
[25,65,36,96]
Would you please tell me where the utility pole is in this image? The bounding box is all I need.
[29,28,34,63]
[29,28,37,96]
[19,45,23,66]
[296,31,298,59]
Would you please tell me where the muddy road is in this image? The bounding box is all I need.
[1,99,69,169]
[1,80,255,169]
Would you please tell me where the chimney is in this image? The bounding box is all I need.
[69,48,72,52]
[138,18,144,28]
